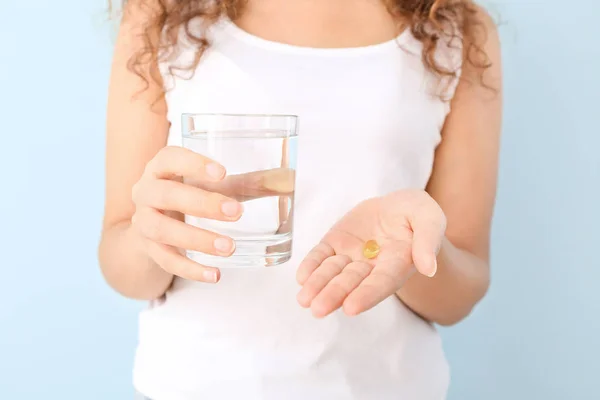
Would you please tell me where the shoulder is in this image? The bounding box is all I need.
[439,3,501,100]
[461,3,501,83]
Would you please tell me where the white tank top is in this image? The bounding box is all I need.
[133,18,462,400]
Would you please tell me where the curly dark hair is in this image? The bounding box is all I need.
[112,0,491,96]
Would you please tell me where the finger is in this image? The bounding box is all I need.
[146,240,220,283]
[343,247,412,316]
[137,179,243,221]
[135,207,235,257]
[145,146,226,182]
[310,261,372,318]
[296,242,335,285]
[193,168,296,202]
[296,254,352,309]
[409,209,446,278]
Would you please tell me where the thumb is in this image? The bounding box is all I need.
[191,168,295,201]
[409,209,446,278]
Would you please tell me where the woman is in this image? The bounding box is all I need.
[100,0,502,398]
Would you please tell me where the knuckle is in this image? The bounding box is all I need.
[131,181,144,204]
[343,268,365,284]
[191,233,215,254]
[140,211,164,241]
[146,146,176,175]
[169,188,201,217]
[202,191,221,211]
[154,183,173,208]
[314,242,334,257]
[159,145,178,158]
[143,156,160,177]
[331,254,351,268]
[185,187,206,214]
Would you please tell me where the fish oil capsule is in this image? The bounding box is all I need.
[363,240,381,259]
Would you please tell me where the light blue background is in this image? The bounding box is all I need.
[1,1,598,399]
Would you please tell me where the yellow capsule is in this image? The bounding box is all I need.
[363,240,381,259]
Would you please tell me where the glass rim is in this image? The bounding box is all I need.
[181,112,298,119]
[182,112,298,138]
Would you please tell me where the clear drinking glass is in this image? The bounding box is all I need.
[182,113,298,268]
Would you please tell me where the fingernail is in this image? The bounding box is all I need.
[427,257,438,278]
[203,269,218,283]
[214,237,234,254]
[221,201,241,218]
[206,163,225,180]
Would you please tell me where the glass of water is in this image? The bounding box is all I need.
[182,113,298,268]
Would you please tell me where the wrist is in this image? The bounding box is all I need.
[100,221,174,300]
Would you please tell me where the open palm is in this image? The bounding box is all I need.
[296,189,446,318]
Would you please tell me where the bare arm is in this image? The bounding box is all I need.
[98,1,174,300]
[397,10,503,326]
[98,2,285,299]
